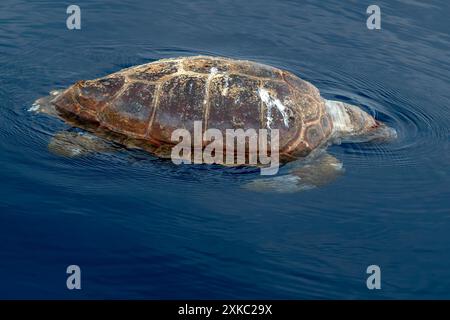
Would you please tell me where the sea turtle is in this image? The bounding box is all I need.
[30,56,396,192]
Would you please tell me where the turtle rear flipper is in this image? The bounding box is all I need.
[243,153,344,193]
[48,131,116,157]
[29,90,62,116]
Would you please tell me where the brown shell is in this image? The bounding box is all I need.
[52,56,333,161]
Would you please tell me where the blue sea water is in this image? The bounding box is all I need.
[0,0,449,299]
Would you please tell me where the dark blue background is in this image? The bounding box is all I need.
[0,0,449,298]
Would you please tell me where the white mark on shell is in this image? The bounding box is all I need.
[258,88,290,129]
[210,67,218,75]
[221,74,230,96]
[204,67,218,105]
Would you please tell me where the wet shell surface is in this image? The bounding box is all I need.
[52,56,333,160]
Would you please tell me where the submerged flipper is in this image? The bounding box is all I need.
[243,153,344,193]
[48,131,115,157]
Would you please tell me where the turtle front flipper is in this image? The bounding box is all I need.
[48,131,116,157]
[243,153,344,193]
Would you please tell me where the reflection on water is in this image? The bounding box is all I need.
[0,0,449,298]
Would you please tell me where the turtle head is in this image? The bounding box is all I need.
[324,99,397,143]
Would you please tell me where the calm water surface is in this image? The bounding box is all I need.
[0,0,449,298]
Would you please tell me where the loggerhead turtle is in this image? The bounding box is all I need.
[30,56,396,192]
